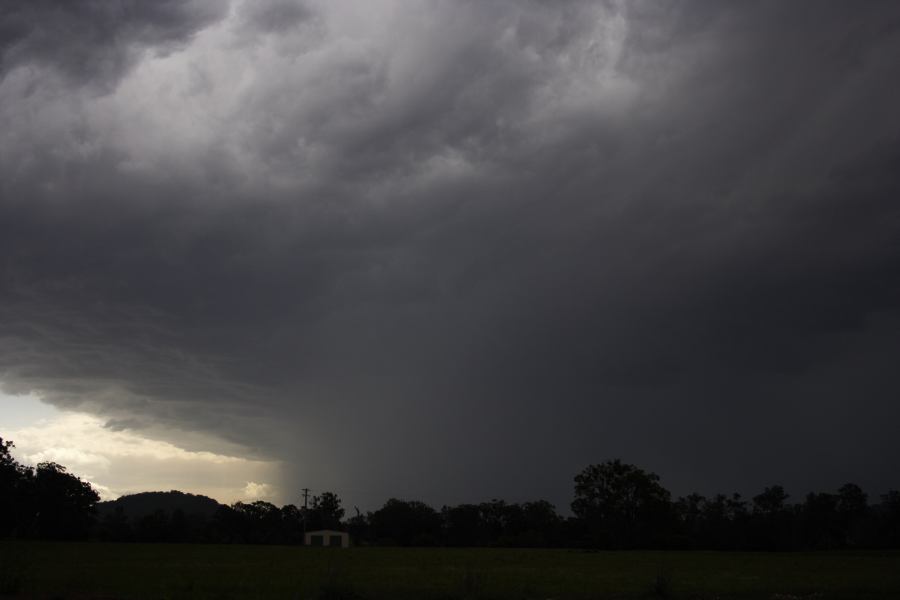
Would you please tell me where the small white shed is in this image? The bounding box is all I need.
[305,529,350,548]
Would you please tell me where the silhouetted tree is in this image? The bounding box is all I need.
[0,437,33,537]
[572,460,674,548]
[442,503,483,546]
[136,509,171,542]
[230,501,284,544]
[800,492,839,549]
[280,504,305,544]
[750,485,793,550]
[5,435,900,549]
[439,499,562,547]
[308,491,345,530]
[675,493,706,548]
[877,490,900,548]
[515,500,563,547]
[836,483,869,547]
[346,510,369,545]
[210,504,243,543]
[369,499,441,546]
[673,492,750,550]
[98,506,133,542]
[0,437,17,474]
[32,462,100,539]
[753,485,789,516]
[479,499,513,543]
[169,508,189,542]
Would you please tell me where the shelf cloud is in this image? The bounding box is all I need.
[1,0,899,507]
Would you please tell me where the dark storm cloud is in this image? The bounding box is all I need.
[2,0,900,507]
[0,0,227,87]
[239,0,314,34]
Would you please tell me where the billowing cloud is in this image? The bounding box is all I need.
[242,481,275,502]
[0,0,228,88]
[1,0,899,509]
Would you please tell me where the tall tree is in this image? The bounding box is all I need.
[32,462,100,539]
[800,492,839,549]
[310,491,345,530]
[878,491,900,548]
[572,459,674,549]
[442,503,483,546]
[751,485,793,550]
[0,437,32,537]
[369,499,441,546]
[518,500,563,547]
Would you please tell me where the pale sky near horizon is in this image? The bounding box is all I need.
[2,390,280,504]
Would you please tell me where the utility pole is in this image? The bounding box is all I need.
[300,487,311,545]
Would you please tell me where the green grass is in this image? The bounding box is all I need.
[1,542,899,599]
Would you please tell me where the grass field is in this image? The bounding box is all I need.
[2,542,899,599]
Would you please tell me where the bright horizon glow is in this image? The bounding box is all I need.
[1,390,281,504]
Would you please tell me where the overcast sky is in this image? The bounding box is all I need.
[1,0,899,510]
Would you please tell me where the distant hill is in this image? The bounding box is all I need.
[97,490,223,520]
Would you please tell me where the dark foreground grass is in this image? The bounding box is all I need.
[1,541,899,600]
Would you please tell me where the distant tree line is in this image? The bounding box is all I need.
[3,437,900,549]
